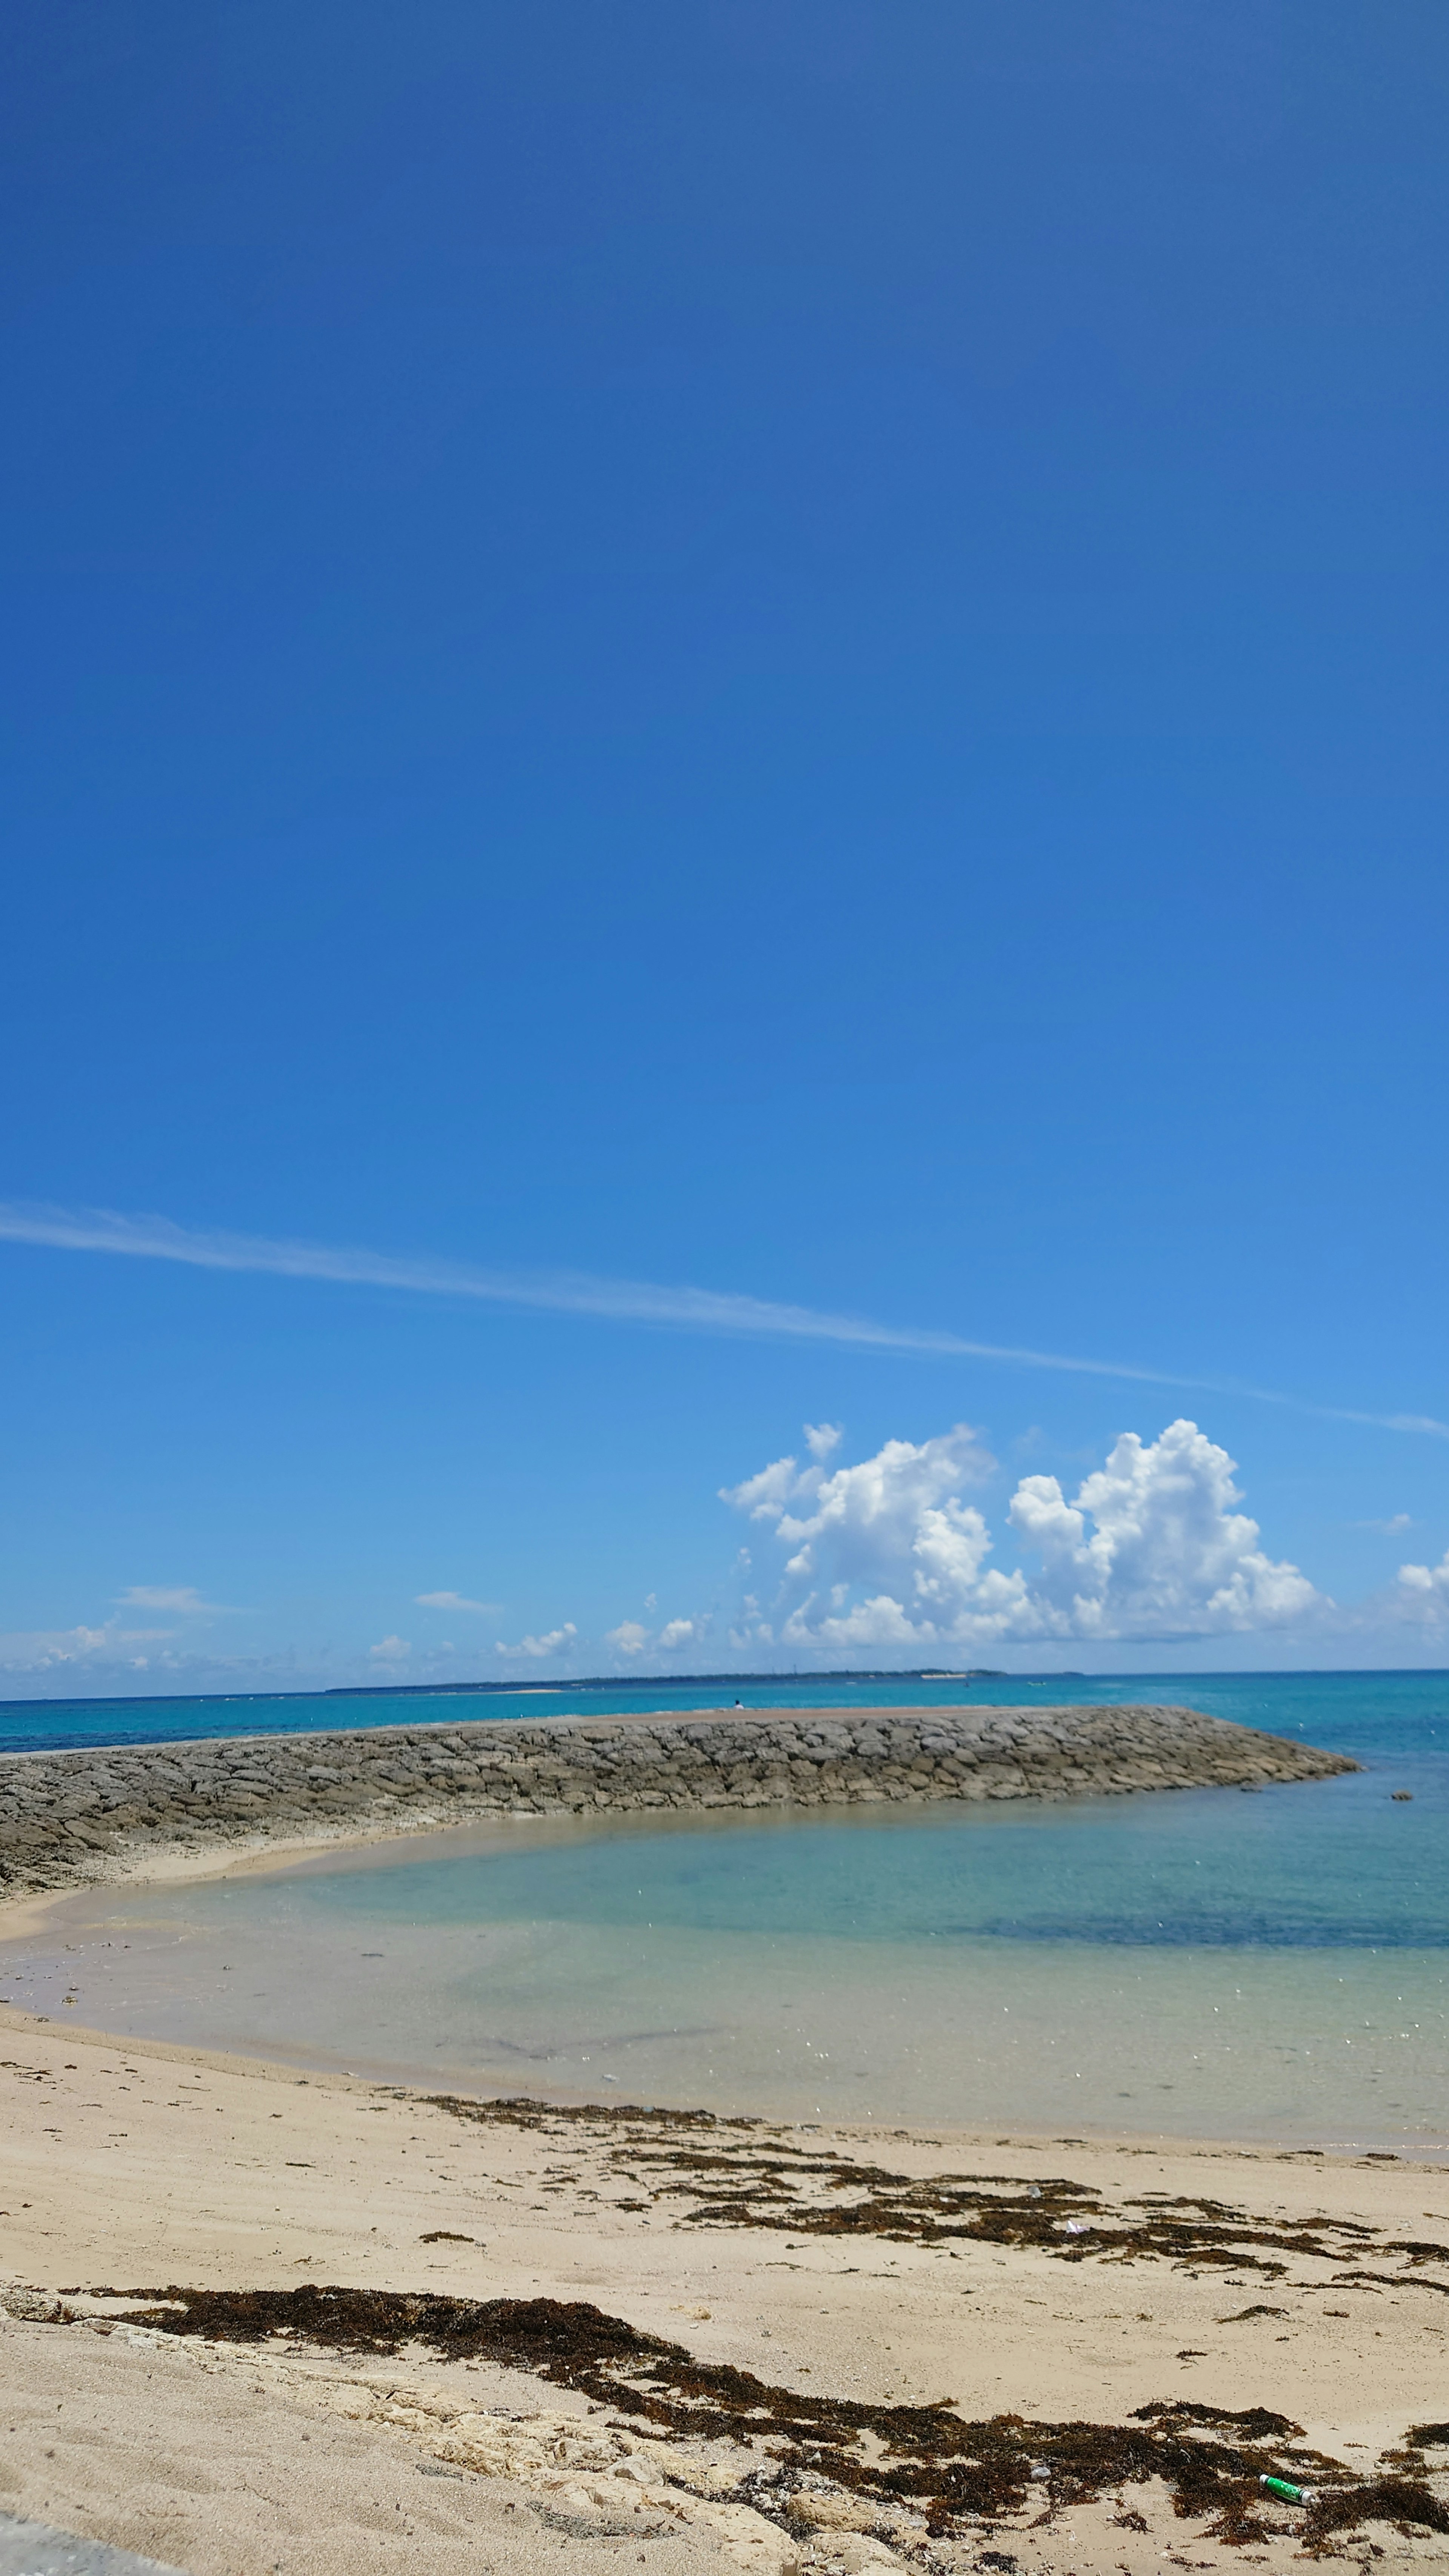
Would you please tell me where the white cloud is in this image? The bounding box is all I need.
[804,1422,843,1461]
[495,1621,577,1660]
[1397,1548,1449,1613]
[369,1634,411,1663]
[1007,1422,1321,1639]
[725,1418,1326,1651]
[0,1622,175,1675]
[723,1419,996,1590]
[604,1613,706,1660]
[5,1197,1447,1441]
[116,1584,239,1614]
[414,1590,498,1613]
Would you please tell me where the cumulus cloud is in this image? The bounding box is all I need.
[369,1634,410,1663]
[606,1620,650,1657]
[658,1617,700,1649]
[414,1590,498,1613]
[495,1621,578,1660]
[1397,1548,1449,1615]
[721,1421,1001,1647]
[724,1418,1326,1650]
[1007,1423,1321,1638]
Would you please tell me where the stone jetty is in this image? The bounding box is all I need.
[0,1703,1355,1898]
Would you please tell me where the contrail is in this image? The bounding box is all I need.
[0,1197,1443,1438]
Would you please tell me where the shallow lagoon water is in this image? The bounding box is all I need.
[8,1675,1447,2147]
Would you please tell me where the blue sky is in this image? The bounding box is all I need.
[2,0,1447,1693]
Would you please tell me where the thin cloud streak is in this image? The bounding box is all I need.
[1,1197,1445,1439]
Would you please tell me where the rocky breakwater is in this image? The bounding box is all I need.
[0,1704,1354,1896]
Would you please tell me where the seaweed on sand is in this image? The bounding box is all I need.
[425,2093,761,2135]
[1303,2481,1449,2549]
[88,2284,1444,2545]
[424,2095,1449,2294]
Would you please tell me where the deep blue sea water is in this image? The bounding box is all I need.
[5,1671,1447,2144]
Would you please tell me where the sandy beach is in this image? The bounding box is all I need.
[3,1820,1449,2576]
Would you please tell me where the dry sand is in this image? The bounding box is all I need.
[3,1990,1449,2576]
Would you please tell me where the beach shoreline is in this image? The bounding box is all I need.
[3,1705,1440,2576]
[5,1726,1435,2158]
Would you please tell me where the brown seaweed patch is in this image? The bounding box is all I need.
[420,2094,1449,2309]
[635,2153,1357,2279]
[1129,2401,1304,2440]
[87,2283,1389,2541]
[425,2093,763,2135]
[1304,2479,1449,2547]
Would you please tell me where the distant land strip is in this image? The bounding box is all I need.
[328,1666,1028,1695]
[0,1703,1355,1899]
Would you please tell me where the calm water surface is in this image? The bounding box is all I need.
[4,1672,1446,2148]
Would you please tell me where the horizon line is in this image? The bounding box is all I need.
[2,1660,1447,1716]
[1,1195,1445,1440]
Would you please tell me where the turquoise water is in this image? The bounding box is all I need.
[6,1673,1447,2147]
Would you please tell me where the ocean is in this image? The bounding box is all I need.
[3,1670,1446,2148]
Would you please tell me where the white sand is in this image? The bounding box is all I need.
[3,1996,1449,2576]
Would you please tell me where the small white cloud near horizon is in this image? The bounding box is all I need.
[116,1585,235,1614]
[1397,1547,1449,1613]
[725,1416,1327,1650]
[658,1616,701,1649]
[598,1618,706,1659]
[606,1612,706,1659]
[369,1634,411,1663]
[0,1621,177,1675]
[414,1589,499,1614]
[495,1621,578,1660]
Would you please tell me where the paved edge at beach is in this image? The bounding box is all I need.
[0,1702,1354,1898]
[0,2512,188,2575]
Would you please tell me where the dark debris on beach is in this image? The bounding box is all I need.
[78,2283,1449,2551]
[423,2094,1449,2295]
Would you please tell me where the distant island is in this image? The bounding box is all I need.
[328,1667,1024,1697]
